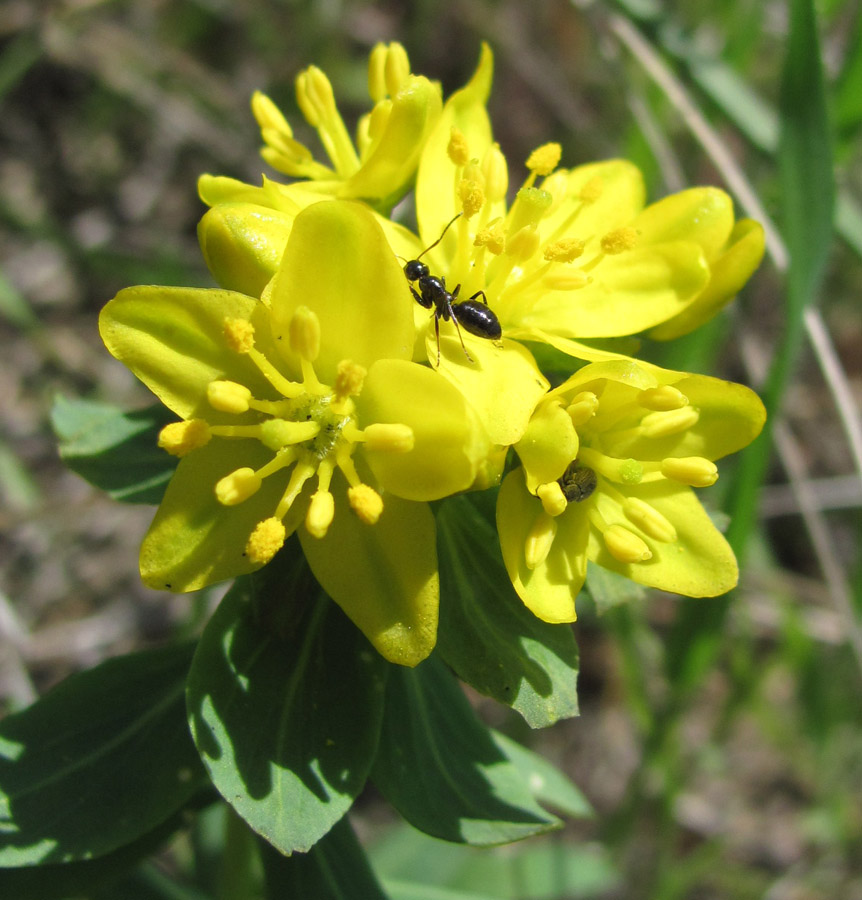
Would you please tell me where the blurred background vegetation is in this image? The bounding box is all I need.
[1,0,861,897]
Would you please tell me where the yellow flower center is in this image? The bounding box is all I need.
[425,137,643,327]
[158,306,414,564]
[521,382,715,567]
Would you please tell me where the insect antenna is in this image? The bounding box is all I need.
[416,213,462,261]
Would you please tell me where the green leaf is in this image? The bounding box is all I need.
[186,545,389,855]
[258,817,388,900]
[0,804,211,900]
[371,655,560,846]
[585,563,646,615]
[490,732,592,820]
[0,643,207,866]
[51,396,177,504]
[435,494,579,729]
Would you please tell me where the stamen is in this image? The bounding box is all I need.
[482,143,508,202]
[526,143,562,177]
[600,227,638,254]
[638,385,689,411]
[348,484,384,524]
[623,498,677,543]
[661,457,718,487]
[639,406,701,439]
[158,420,211,457]
[360,423,415,452]
[474,221,506,255]
[566,392,599,426]
[543,238,585,263]
[603,524,652,563]
[224,317,256,354]
[306,490,335,538]
[259,418,320,451]
[215,468,262,505]
[208,380,252,414]
[537,481,567,517]
[577,447,644,485]
[289,306,321,362]
[458,178,485,218]
[524,510,557,570]
[505,225,540,261]
[447,127,470,166]
[333,360,366,404]
[246,517,286,564]
[295,66,360,177]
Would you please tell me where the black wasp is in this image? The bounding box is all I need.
[403,213,502,365]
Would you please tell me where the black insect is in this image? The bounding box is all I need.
[403,213,502,365]
[558,461,598,503]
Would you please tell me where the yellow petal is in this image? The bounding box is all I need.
[430,333,550,446]
[140,440,299,592]
[99,286,281,420]
[357,358,487,501]
[634,187,734,259]
[298,486,438,666]
[198,203,295,297]
[268,201,414,381]
[522,242,710,338]
[649,218,766,340]
[496,469,584,622]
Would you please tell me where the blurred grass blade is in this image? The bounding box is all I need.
[727,0,835,555]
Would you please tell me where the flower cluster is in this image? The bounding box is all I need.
[101,42,766,666]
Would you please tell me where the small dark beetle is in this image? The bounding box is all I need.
[558,461,598,503]
[403,213,502,365]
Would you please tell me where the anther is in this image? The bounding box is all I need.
[661,457,718,487]
[566,392,599,426]
[306,490,335,539]
[537,481,567,517]
[216,468,262,506]
[639,407,701,439]
[458,178,485,218]
[334,359,366,401]
[362,423,415,452]
[289,306,321,361]
[603,524,652,563]
[524,511,557,570]
[526,143,562,176]
[252,92,292,135]
[447,127,470,167]
[600,227,638,254]
[543,238,585,263]
[474,222,506,255]
[623,498,677,543]
[638,385,689,411]
[208,380,252,414]
[224,317,255,354]
[246,517,286,564]
[348,484,384,524]
[158,420,211,457]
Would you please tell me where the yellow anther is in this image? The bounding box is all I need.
[246,517,286,565]
[482,143,508,202]
[207,380,252,414]
[542,270,590,291]
[458,179,485,218]
[363,423,415,452]
[348,484,384,524]
[603,524,652,563]
[566,392,599,426]
[367,44,388,102]
[661,456,719,487]
[384,43,410,96]
[639,386,689,411]
[259,418,319,451]
[474,222,506,255]
[447,126,470,166]
[296,66,336,127]
[640,407,701,438]
[158,419,211,457]
[251,91,292,136]
[289,306,321,361]
[526,142,562,176]
[623,498,677,543]
[215,468,262,506]
[543,238,586,263]
[524,511,557,570]
[601,226,638,254]
[579,175,604,202]
[505,225,541,261]
[334,360,366,400]
[306,490,335,539]
[537,481,568,517]
[224,317,255,354]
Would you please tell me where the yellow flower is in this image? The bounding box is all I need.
[412,45,764,359]
[100,201,490,666]
[200,42,441,213]
[496,358,766,622]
